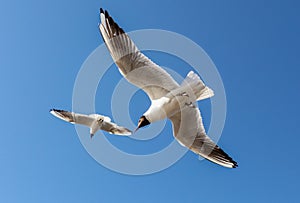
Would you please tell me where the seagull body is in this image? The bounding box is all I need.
[143,72,215,123]
[99,9,238,168]
[50,109,132,137]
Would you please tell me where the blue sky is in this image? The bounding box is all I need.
[1,0,300,202]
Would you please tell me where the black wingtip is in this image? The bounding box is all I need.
[50,108,59,112]
[105,10,109,18]
[108,16,114,25]
[100,8,104,14]
[50,108,65,113]
[232,161,238,168]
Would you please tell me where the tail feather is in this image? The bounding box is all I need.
[181,71,214,101]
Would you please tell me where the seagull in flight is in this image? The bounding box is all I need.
[50,109,132,138]
[99,9,238,168]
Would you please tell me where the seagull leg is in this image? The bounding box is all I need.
[185,102,196,108]
[177,92,189,97]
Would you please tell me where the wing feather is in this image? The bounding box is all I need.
[169,107,238,168]
[99,9,179,100]
[101,121,132,136]
[50,109,95,127]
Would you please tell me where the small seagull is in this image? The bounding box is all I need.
[50,109,132,138]
[99,8,237,168]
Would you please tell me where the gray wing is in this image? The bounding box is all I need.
[99,9,179,100]
[169,107,238,168]
[101,120,132,136]
[50,109,95,127]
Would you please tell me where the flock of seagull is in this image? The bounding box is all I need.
[50,8,238,168]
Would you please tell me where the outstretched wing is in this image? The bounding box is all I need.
[101,120,132,136]
[169,107,238,168]
[50,109,95,127]
[99,8,179,100]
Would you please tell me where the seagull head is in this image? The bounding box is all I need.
[134,115,150,133]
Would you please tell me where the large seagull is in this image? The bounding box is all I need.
[99,9,238,168]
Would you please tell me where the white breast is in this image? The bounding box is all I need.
[144,97,170,122]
